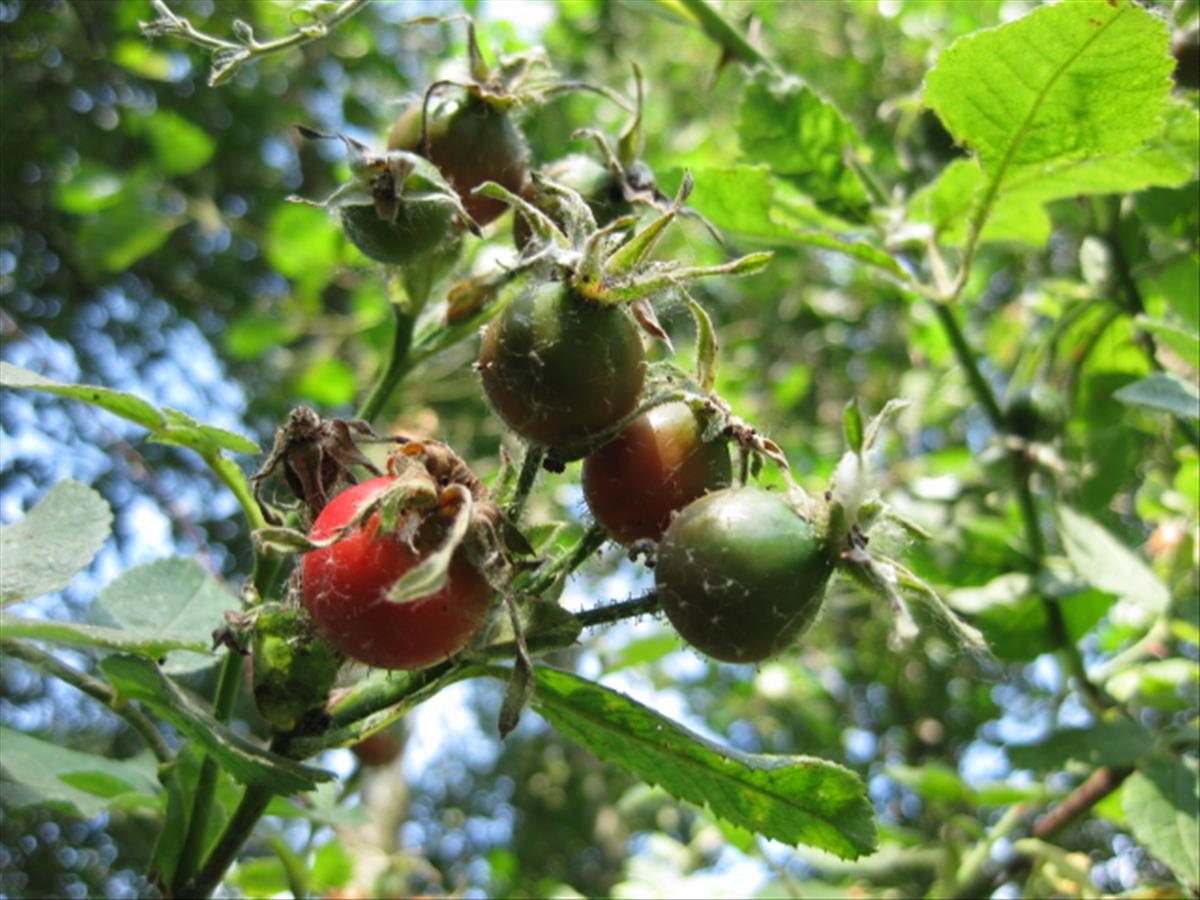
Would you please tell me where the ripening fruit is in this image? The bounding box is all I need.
[301,477,492,670]
[339,200,456,266]
[389,97,530,226]
[655,487,833,664]
[582,402,731,544]
[478,281,646,453]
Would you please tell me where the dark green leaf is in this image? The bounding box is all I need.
[738,70,869,220]
[100,655,333,794]
[530,667,876,859]
[1006,722,1153,771]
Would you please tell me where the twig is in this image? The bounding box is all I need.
[141,0,371,87]
[1,639,173,764]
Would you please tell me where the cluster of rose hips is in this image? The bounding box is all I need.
[249,25,932,738]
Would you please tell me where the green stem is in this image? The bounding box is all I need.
[577,593,660,628]
[205,452,267,531]
[266,835,309,900]
[928,301,1114,713]
[949,803,1028,899]
[1,639,172,763]
[356,310,416,424]
[525,524,608,596]
[506,445,545,523]
[172,649,246,894]
[930,301,1005,429]
[675,0,777,70]
[184,784,275,898]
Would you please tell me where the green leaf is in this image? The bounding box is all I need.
[0,480,112,606]
[112,39,176,81]
[530,667,876,859]
[153,408,260,456]
[887,763,975,806]
[924,1,1172,173]
[100,655,333,794]
[738,70,870,220]
[0,727,159,818]
[265,203,341,297]
[949,571,1113,662]
[294,358,357,407]
[310,841,354,892]
[1114,373,1200,421]
[1135,316,1200,365]
[90,557,241,673]
[76,188,183,271]
[1006,722,1153,771]
[55,161,128,214]
[843,400,864,455]
[0,361,260,459]
[911,100,1199,249]
[1,361,167,430]
[227,857,290,899]
[1123,753,1200,890]
[1058,507,1172,616]
[226,312,300,361]
[0,612,213,658]
[139,110,215,176]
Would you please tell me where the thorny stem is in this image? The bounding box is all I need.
[506,445,545,523]
[356,309,416,424]
[675,0,778,71]
[576,593,661,629]
[0,639,172,764]
[524,524,608,596]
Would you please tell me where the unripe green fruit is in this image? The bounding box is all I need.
[339,201,456,266]
[656,487,833,664]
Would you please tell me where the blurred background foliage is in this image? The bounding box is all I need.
[1,0,1197,897]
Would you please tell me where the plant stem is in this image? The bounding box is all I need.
[356,309,416,424]
[266,835,309,900]
[183,736,292,898]
[172,648,246,894]
[506,444,545,523]
[577,593,661,628]
[930,301,1005,429]
[1104,200,1200,448]
[928,302,1113,712]
[675,0,777,71]
[0,639,172,763]
[524,524,608,596]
